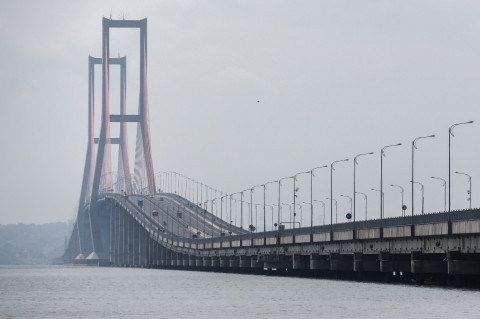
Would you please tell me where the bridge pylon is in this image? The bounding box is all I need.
[64,17,155,264]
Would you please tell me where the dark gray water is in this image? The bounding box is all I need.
[1,266,479,318]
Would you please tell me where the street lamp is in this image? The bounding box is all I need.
[449,121,474,211]
[355,192,367,220]
[455,171,472,209]
[412,135,435,216]
[431,177,446,212]
[309,165,328,234]
[331,159,349,229]
[293,171,308,229]
[326,197,338,223]
[281,203,292,228]
[340,194,353,221]
[380,143,401,222]
[261,181,277,233]
[410,181,425,215]
[371,188,383,219]
[354,152,373,224]
[390,184,405,216]
[277,176,292,231]
[313,200,326,225]
[294,203,303,227]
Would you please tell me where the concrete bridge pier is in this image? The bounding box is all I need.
[165,249,172,267]
[219,256,229,268]
[211,256,220,268]
[447,251,480,275]
[171,252,178,267]
[310,253,329,270]
[239,256,251,268]
[182,254,189,267]
[138,225,147,267]
[251,255,263,269]
[292,254,309,269]
[202,256,211,267]
[353,253,379,272]
[195,256,203,267]
[127,215,134,266]
[411,252,446,275]
[119,210,126,266]
[330,253,353,272]
[229,256,240,268]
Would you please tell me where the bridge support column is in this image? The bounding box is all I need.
[188,255,196,267]
[411,252,447,274]
[229,256,240,268]
[251,256,263,269]
[310,253,329,270]
[138,225,146,267]
[292,254,309,269]
[182,254,189,267]
[119,210,126,266]
[203,256,211,267]
[128,215,135,266]
[219,256,229,268]
[353,253,379,272]
[165,249,172,267]
[171,252,178,267]
[239,256,251,268]
[330,253,353,272]
[211,256,220,268]
[195,256,203,267]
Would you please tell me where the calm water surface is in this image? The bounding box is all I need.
[1,266,479,318]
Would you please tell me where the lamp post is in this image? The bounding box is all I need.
[326,197,338,223]
[331,159,349,229]
[412,135,435,216]
[354,152,373,228]
[281,203,292,228]
[313,200,326,225]
[278,177,291,231]
[455,171,472,209]
[309,165,327,235]
[371,188,383,218]
[261,181,277,233]
[340,194,353,221]
[449,121,474,211]
[390,184,404,216]
[380,143,401,222]
[431,177,446,212]
[355,192,368,220]
[293,172,308,230]
[220,193,228,235]
[410,181,425,215]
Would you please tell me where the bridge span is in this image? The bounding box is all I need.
[64,191,480,284]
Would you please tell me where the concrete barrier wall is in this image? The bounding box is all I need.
[356,228,380,240]
[383,226,411,238]
[266,237,277,245]
[213,241,221,248]
[295,234,310,243]
[453,220,480,234]
[242,239,252,247]
[415,223,448,236]
[232,240,241,247]
[313,232,330,242]
[253,238,264,246]
[333,230,353,241]
[281,236,294,244]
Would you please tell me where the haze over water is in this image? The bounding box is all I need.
[1,266,479,318]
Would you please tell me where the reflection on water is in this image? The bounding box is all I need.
[0,266,479,318]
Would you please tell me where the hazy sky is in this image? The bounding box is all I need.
[1,0,480,225]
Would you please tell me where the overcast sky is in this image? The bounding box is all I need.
[1,0,480,225]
